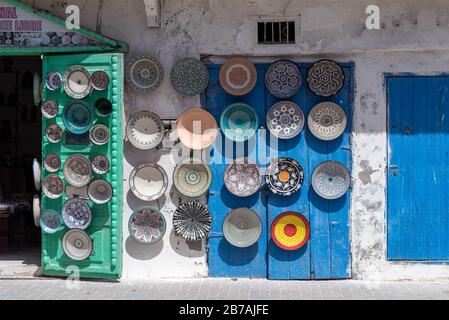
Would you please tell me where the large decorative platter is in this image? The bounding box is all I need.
[266,101,304,140]
[173,159,212,198]
[44,153,61,173]
[62,229,93,261]
[224,158,261,197]
[308,59,345,97]
[173,202,212,241]
[223,208,262,248]
[41,100,59,119]
[62,101,94,134]
[42,174,64,199]
[33,195,40,227]
[63,65,92,99]
[88,180,113,205]
[92,155,110,175]
[171,58,209,96]
[266,157,304,196]
[33,72,42,106]
[46,124,63,144]
[312,161,350,200]
[219,57,257,96]
[308,102,347,141]
[177,109,218,150]
[40,210,62,234]
[126,111,165,150]
[129,163,168,202]
[63,154,92,188]
[90,70,110,91]
[62,198,92,230]
[126,55,164,93]
[129,207,166,245]
[45,71,62,91]
[271,212,310,251]
[265,60,301,98]
[220,103,258,142]
[90,124,110,146]
[32,159,41,191]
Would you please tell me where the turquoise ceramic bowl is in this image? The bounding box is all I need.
[220,103,258,142]
[62,100,94,134]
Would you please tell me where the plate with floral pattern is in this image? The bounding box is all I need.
[266,157,304,196]
[265,60,301,98]
[308,102,347,141]
[266,101,304,140]
[63,154,92,188]
[129,207,166,245]
[62,198,92,230]
[224,158,261,197]
[312,161,350,200]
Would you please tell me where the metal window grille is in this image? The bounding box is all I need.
[257,21,296,44]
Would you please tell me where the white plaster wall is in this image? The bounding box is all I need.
[23,0,449,280]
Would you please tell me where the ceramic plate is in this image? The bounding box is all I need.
[42,174,64,199]
[271,212,310,251]
[223,208,262,248]
[90,70,110,91]
[33,195,40,227]
[266,101,304,140]
[90,124,110,145]
[44,153,61,173]
[91,155,110,175]
[40,210,62,234]
[45,71,62,91]
[126,55,164,92]
[46,124,63,144]
[63,65,92,99]
[32,159,41,191]
[308,59,345,97]
[88,180,113,205]
[220,103,258,142]
[308,102,347,141]
[41,99,59,119]
[219,57,257,96]
[95,98,112,117]
[129,207,166,245]
[173,159,212,198]
[177,109,218,150]
[63,154,92,188]
[265,60,302,98]
[62,198,92,230]
[129,163,168,202]
[266,157,304,196]
[33,72,42,106]
[171,58,209,96]
[173,202,211,241]
[312,161,350,200]
[62,101,94,134]
[224,158,261,197]
[126,111,165,150]
[62,229,93,261]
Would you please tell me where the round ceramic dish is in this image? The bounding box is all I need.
[44,153,61,173]
[62,101,94,135]
[63,65,92,99]
[308,59,345,97]
[45,71,63,91]
[266,101,304,140]
[63,154,92,188]
[90,70,110,91]
[265,60,302,98]
[40,210,62,234]
[171,58,209,96]
[90,124,110,145]
[42,174,64,199]
[224,158,261,197]
[91,155,110,175]
[126,55,164,92]
[33,195,40,228]
[32,159,41,191]
[219,57,257,96]
[94,98,112,117]
[177,109,218,150]
[41,100,59,119]
[271,212,310,251]
[129,163,168,202]
[173,202,211,241]
[308,102,347,141]
[33,72,42,106]
[88,180,113,205]
[173,159,212,198]
[126,111,165,150]
[312,161,350,200]
[266,157,304,197]
[62,229,93,261]
[220,103,258,142]
[223,208,262,248]
[129,207,166,245]
[62,198,92,230]
[46,124,63,144]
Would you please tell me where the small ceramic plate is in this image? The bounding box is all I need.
[266,101,304,140]
[266,157,304,197]
[129,163,168,202]
[265,60,302,98]
[129,207,166,245]
[41,100,59,119]
[33,72,42,106]
[40,210,62,234]
[63,154,92,188]
[171,58,209,96]
[94,98,112,117]
[62,229,93,261]
[62,198,92,230]
[88,180,113,205]
[91,155,110,175]
[220,103,258,142]
[224,158,261,197]
[126,56,164,92]
[42,174,64,199]
[177,109,218,150]
[90,124,110,145]
[308,59,345,97]
[62,101,94,134]
[271,212,310,251]
[32,159,41,191]
[44,153,61,173]
[219,57,257,96]
[173,159,212,198]
[63,65,92,99]
[126,111,165,150]
[223,208,262,248]
[33,195,40,227]
[46,124,63,144]
[312,161,350,200]
[308,102,347,141]
[45,71,63,91]
[173,202,211,241]
[90,70,110,91]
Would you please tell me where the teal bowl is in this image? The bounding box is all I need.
[220,103,259,142]
[62,100,94,134]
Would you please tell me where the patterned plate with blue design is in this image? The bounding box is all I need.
[266,157,304,196]
[63,101,94,134]
[40,210,62,234]
[265,60,302,98]
[62,198,92,230]
[129,207,166,245]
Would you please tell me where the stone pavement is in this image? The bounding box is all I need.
[0,278,448,300]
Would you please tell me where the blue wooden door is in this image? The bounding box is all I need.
[388,75,449,261]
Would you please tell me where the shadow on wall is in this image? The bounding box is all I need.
[125,236,164,261]
[169,231,206,258]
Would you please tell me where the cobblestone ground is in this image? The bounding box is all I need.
[0,278,448,300]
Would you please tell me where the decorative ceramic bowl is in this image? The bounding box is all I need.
[63,154,92,188]
[177,109,218,150]
[94,98,112,117]
[219,57,257,96]
[129,207,166,245]
[126,55,164,92]
[224,158,261,197]
[173,159,212,198]
[91,155,110,175]
[62,229,93,261]
[44,153,61,173]
[88,180,113,205]
[220,103,258,142]
[271,212,310,251]
[62,198,92,230]
[308,59,345,97]
[63,65,92,99]
[129,163,168,202]
[33,195,40,227]
[46,124,63,144]
[308,102,347,141]
[90,70,110,91]
[223,208,262,248]
[173,202,211,241]
[266,101,304,140]
[312,161,350,200]
[126,111,165,150]
[265,60,302,98]
[266,158,304,196]
[40,210,62,234]
[42,174,64,199]
[41,99,59,119]
[171,58,209,96]
[90,124,110,145]
[33,72,42,106]
[32,159,41,191]
[62,101,94,134]
[45,71,62,91]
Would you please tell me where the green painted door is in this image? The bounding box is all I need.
[41,53,124,280]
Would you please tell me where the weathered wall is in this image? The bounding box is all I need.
[23,0,449,280]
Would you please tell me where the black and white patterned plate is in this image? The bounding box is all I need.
[266,101,304,139]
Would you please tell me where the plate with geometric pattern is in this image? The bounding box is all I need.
[129,207,166,245]
[266,101,304,140]
[173,158,212,198]
[265,60,301,98]
[171,58,209,96]
[308,59,345,97]
[312,161,350,200]
[308,102,347,141]
[126,111,165,150]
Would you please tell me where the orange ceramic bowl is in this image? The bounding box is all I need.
[177,108,218,150]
